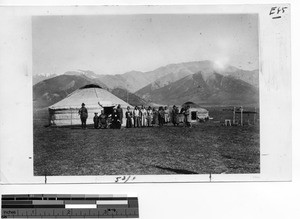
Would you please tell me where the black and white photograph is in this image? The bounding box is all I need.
[32,13,260,176]
[0,2,297,219]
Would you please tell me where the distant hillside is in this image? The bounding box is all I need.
[34,60,259,108]
[131,60,219,92]
[33,75,100,108]
[61,60,258,93]
[33,75,148,109]
[64,70,99,79]
[96,71,149,92]
[135,61,258,99]
[222,68,259,88]
[136,71,259,106]
[111,88,149,106]
[33,74,57,85]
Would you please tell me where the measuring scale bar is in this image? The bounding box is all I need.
[1,195,139,218]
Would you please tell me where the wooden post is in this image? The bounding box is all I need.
[48,109,51,126]
[126,84,129,103]
[233,107,236,125]
[240,106,243,126]
[254,107,256,125]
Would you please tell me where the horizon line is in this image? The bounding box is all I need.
[33,59,259,76]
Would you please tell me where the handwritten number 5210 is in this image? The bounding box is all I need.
[115,175,136,183]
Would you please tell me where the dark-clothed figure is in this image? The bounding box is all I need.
[138,107,142,127]
[78,103,88,129]
[171,105,179,126]
[152,107,159,126]
[116,104,123,125]
[180,107,185,114]
[158,107,165,126]
[125,106,133,128]
[93,112,99,129]
[111,108,121,129]
[99,110,108,129]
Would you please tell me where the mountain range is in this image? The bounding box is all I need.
[33,74,57,85]
[137,71,258,106]
[33,60,259,108]
[33,75,147,108]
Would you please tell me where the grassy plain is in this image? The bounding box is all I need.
[33,108,260,176]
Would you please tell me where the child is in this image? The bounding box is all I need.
[93,112,99,129]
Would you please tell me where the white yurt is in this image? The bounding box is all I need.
[48,84,132,126]
[181,101,209,122]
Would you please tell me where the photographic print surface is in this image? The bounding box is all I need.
[33,14,260,177]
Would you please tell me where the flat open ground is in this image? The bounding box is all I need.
[34,108,260,176]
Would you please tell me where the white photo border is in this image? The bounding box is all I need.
[0,4,291,184]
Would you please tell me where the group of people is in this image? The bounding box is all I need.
[93,104,124,129]
[78,103,192,129]
[125,106,168,128]
[124,105,192,128]
[78,103,124,129]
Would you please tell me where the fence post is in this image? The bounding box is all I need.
[240,106,243,126]
[233,107,236,124]
[254,107,256,125]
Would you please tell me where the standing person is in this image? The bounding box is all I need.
[125,106,133,128]
[141,105,147,127]
[116,104,123,126]
[111,108,117,129]
[111,108,121,129]
[158,106,165,126]
[93,112,99,129]
[152,107,158,126]
[175,106,180,125]
[180,106,185,114]
[185,105,192,127]
[138,106,142,127]
[171,105,179,126]
[78,103,88,129]
[180,106,186,124]
[164,106,170,124]
[133,106,139,128]
[146,106,153,127]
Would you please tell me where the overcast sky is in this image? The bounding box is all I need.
[32,14,258,75]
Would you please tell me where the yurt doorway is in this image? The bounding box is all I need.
[103,106,114,116]
[191,111,197,120]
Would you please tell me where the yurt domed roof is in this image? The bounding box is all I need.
[182,101,208,113]
[182,101,200,108]
[80,84,102,89]
[49,84,131,110]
